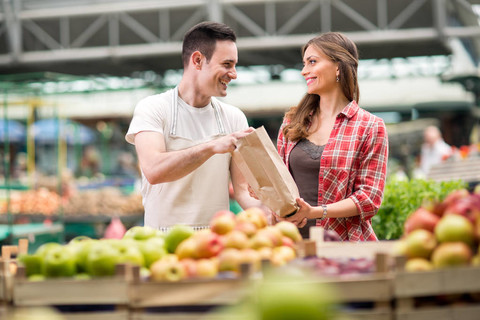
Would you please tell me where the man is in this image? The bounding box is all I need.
[419,125,452,176]
[126,21,261,230]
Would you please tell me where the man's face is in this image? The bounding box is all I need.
[198,40,238,98]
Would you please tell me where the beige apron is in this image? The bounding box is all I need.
[144,87,231,230]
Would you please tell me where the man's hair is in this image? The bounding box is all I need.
[182,21,236,67]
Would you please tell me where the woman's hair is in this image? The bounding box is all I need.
[283,32,360,142]
[182,21,236,67]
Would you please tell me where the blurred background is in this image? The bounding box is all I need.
[1,0,480,246]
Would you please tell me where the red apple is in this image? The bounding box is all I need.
[194,231,224,259]
[195,258,219,279]
[257,227,284,247]
[235,221,258,238]
[223,230,249,250]
[175,237,198,260]
[218,248,241,273]
[150,256,186,282]
[443,195,480,224]
[404,207,440,234]
[281,236,295,248]
[210,210,236,235]
[237,207,268,229]
[249,232,274,250]
[431,242,472,269]
[180,258,198,278]
[274,221,302,242]
[404,229,437,259]
[270,246,296,266]
[404,258,434,272]
[435,189,470,216]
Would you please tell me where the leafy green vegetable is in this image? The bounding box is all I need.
[372,178,467,240]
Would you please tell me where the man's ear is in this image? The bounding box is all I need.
[191,51,203,70]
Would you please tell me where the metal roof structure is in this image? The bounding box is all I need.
[1,0,480,77]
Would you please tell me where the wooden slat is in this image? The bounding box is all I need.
[427,158,480,183]
[129,278,248,308]
[394,266,480,297]
[396,305,480,320]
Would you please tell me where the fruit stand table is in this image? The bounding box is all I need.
[0,223,63,253]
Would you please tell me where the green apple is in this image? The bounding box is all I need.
[109,239,145,267]
[123,226,158,241]
[164,225,195,253]
[72,239,99,273]
[254,272,338,320]
[35,242,62,258]
[137,237,167,268]
[86,241,120,277]
[43,245,77,278]
[435,214,475,246]
[18,253,43,277]
[28,274,46,282]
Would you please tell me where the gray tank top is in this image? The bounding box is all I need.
[289,138,325,239]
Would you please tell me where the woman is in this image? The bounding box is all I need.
[277,32,388,241]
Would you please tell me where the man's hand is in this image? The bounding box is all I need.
[208,127,254,154]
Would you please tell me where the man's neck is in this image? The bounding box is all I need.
[178,79,211,108]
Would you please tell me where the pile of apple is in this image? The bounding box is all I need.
[17,207,302,282]
[151,208,301,282]
[397,188,480,271]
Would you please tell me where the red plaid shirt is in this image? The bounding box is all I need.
[277,101,388,241]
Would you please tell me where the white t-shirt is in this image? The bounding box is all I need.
[125,88,248,228]
[420,139,451,175]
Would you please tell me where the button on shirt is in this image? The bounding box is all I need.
[277,101,389,241]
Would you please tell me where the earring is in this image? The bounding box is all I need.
[336,76,339,82]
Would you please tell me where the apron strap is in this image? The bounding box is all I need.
[171,86,226,136]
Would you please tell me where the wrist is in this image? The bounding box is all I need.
[318,204,328,220]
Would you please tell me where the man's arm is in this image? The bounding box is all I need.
[134,128,253,184]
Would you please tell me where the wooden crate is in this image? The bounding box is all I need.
[0,239,28,304]
[129,265,251,320]
[13,264,131,320]
[297,238,394,320]
[394,265,480,320]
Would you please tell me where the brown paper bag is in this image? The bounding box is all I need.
[232,126,299,217]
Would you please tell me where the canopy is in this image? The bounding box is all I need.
[32,118,96,145]
[0,119,26,143]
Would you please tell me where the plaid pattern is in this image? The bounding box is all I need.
[277,101,388,241]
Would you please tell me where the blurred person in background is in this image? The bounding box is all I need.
[126,21,263,230]
[418,125,452,176]
[277,32,389,241]
[77,145,101,178]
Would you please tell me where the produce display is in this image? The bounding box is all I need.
[372,178,467,240]
[16,208,302,281]
[0,187,143,216]
[396,188,480,271]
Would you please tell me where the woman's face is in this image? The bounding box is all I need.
[301,45,338,96]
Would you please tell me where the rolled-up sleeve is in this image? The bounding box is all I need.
[350,119,389,221]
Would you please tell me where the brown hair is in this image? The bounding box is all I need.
[283,32,359,142]
[182,21,236,67]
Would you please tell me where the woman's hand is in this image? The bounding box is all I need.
[284,197,312,228]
